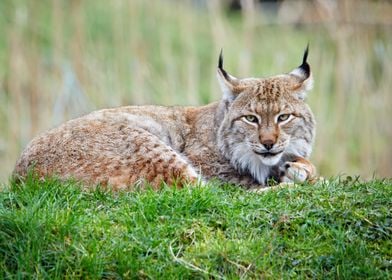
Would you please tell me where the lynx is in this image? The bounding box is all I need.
[14,47,316,191]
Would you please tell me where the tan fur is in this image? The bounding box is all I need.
[14,50,316,190]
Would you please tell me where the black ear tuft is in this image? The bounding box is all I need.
[302,44,309,65]
[218,49,229,80]
[299,44,310,78]
[218,49,224,69]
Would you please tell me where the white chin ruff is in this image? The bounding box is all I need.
[259,153,283,166]
[231,144,277,184]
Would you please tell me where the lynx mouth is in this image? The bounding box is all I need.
[254,150,283,158]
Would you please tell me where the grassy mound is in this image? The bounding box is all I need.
[0,176,391,279]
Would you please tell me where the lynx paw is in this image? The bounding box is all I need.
[280,158,316,184]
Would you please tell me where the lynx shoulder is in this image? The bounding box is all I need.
[14,48,316,190]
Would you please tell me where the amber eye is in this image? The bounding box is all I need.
[277,114,291,122]
[244,115,258,123]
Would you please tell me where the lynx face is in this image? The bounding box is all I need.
[217,48,315,184]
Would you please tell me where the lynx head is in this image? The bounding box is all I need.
[216,47,315,184]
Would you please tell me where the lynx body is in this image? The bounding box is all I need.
[14,49,316,190]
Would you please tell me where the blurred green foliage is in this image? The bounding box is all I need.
[0,0,391,180]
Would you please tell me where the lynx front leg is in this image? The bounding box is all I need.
[280,157,316,184]
[249,158,316,193]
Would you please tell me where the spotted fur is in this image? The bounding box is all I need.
[14,48,316,190]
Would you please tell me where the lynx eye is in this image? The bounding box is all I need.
[277,114,291,122]
[243,115,258,124]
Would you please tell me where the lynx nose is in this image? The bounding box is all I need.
[262,140,274,150]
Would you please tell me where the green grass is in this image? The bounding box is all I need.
[0,176,390,279]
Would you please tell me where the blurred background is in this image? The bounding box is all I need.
[0,0,391,182]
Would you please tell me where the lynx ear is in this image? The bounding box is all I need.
[217,50,240,101]
[289,45,313,100]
